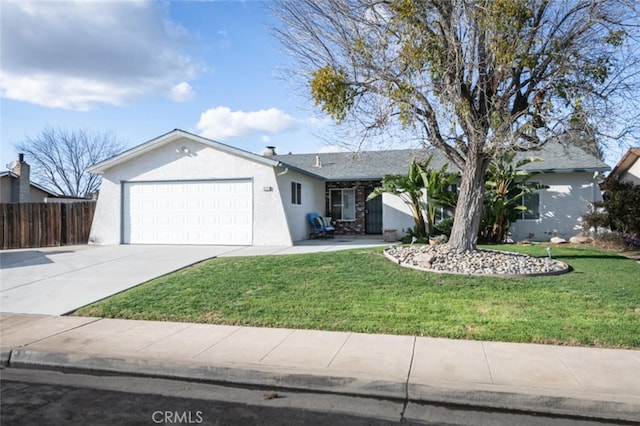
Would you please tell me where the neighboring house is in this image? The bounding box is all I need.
[0,155,60,203]
[605,147,640,186]
[87,129,610,246]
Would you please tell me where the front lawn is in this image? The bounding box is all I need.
[74,245,640,348]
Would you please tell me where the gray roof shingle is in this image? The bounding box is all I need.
[274,143,610,180]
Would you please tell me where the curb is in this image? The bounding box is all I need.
[7,349,406,400]
[7,348,640,424]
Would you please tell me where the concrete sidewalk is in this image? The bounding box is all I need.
[2,313,639,423]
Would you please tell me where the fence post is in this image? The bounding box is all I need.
[61,203,68,245]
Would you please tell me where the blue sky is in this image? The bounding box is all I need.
[0,0,633,172]
[0,0,338,169]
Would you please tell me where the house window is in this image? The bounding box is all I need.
[434,184,457,222]
[520,183,540,220]
[330,189,355,221]
[435,207,455,223]
[291,181,302,205]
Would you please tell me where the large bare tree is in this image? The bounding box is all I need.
[271,0,640,251]
[14,127,125,198]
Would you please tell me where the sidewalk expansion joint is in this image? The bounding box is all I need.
[326,332,352,369]
[399,336,416,422]
[258,329,295,362]
[481,341,494,384]
[550,345,586,390]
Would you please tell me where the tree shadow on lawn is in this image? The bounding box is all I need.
[554,253,635,261]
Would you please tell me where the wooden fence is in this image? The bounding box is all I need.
[0,201,96,250]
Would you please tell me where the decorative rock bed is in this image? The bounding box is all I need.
[384,244,570,277]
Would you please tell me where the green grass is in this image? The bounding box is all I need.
[74,245,640,348]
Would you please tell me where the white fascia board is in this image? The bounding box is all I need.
[86,129,282,174]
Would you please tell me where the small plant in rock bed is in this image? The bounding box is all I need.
[433,217,454,237]
[429,234,448,245]
[401,226,428,244]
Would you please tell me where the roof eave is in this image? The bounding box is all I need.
[527,166,611,174]
[87,129,282,174]
[607,148,640,180]
[275,162,327,180]
[325,175,385,181]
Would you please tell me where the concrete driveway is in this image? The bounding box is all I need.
[1,239,386,315]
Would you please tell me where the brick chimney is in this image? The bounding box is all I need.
[11,153,31,203]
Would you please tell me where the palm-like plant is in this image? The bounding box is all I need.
[367,158,429,237]
[419,163,459,232]
[367,156,459,238]
[479,152,546,243]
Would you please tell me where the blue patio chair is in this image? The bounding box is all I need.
[307,213,335,239]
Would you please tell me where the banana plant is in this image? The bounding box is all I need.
[367,158,429,237]
[367,156,459,238]
[479,152,547,243]
[419,162,459,232]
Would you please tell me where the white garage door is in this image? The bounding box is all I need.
[123,180,252,245]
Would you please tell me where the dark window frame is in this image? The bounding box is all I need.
[330,188,356,221]
[520,182,541,220]
[291,181,302,205]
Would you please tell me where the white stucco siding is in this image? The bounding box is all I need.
[89,174,121,244]
[277,170,326,241]
[510,172,602,241]
[381,192,418,238]
[371,172,602,243]
[620,159,640,185]
[89,138,293,246]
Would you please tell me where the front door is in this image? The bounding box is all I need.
[365,191,383,234]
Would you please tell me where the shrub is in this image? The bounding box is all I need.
[401,226,428,244]
[581,205,609,234]
[585,176,640,237]
[432,217,454,237]
[593,232,632,251]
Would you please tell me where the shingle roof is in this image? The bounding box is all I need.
[0,171,60,196]
[606,147,640,181]
[274,142,610,180]
[273,149,442,180]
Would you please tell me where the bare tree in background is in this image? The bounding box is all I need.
[14,127,125,198]
[271,0,640,251]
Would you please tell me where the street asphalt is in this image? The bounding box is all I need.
[1,240,639,424]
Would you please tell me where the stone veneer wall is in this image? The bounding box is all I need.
[325,180,377,235]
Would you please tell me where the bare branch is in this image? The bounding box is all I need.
[14,127,125,198]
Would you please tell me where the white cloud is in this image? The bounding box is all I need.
[170,82,194,102]
[196,106,297,140]
[0,1,199,110]
[305,116,333,128]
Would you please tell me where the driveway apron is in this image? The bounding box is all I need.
[0,245,234,315]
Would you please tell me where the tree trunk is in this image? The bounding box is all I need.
[448,155,490,252]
